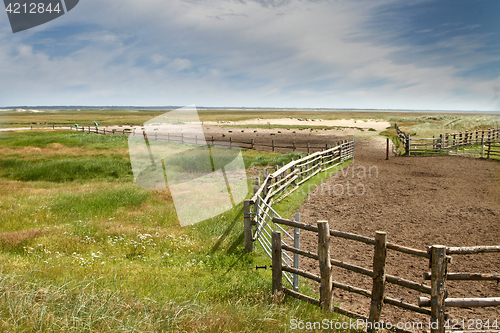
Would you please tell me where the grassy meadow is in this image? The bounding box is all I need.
[1,109,498,331]
[0,129,354,332]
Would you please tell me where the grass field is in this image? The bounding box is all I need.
[0,129,354,332]
[1,109,498,331]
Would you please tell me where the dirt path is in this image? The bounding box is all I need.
[295,136,500,328]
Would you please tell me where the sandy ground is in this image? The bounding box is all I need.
[203,118,391,131]
[294,136,500,328]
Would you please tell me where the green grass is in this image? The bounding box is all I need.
[0,130,129,150]
[0,130,357,332]
[0,157,133,182]
[52,187,149,220]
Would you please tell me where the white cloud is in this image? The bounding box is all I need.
[0,0,497,110]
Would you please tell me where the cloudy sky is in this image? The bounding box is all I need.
[0,0,499,110]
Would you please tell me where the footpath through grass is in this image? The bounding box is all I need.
[0,130,356,332]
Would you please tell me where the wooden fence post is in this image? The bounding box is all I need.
[251,139,255,149]
[386,138,389,160]
[487,141,491,159]
[230,137,232,149]
[406,135,411,156]
[430,245,447,333]
[181,133,184,144]
[272,231,283,295]
[293,213,300,292]
[368,231,387,331]
[262,169,268,197]
[253,177,260,194]
[481,137,485,158]
[317,220,333,312]
[272,140,275,152]
[293,142,296,151]
[244,200,253,252]
[307,143,310,154]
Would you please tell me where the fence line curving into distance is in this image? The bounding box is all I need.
[243,139,354,290]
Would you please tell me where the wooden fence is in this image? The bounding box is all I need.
[67,125,338,154]
[270,217,500,333]
[395,124,500,157]
[243,139,354,289]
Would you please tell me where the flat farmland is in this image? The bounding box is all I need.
[0,109,499,331]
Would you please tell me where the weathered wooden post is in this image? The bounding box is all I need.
[293,213,300,292]
[317,220,333,312]
[307,143,310,154]
[386,138,389,160]
[251,139,255,149]
[487,141,491,159]
[272,231,283,295]
[481,137,485,158]
[230,136,232,149]
[430,245,447,333]
[272,140,275,152]
[181,132,184,144]
[368,231,387,331]
[406,134,411,156]
[293,142,296,151]
[244,200,253,252]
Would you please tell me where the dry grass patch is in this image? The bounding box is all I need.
[0,229,43,251]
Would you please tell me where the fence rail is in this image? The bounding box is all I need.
[67,125,342,154]
[243,139,354,291]
[394,124,500,157]
[271,217,500,333]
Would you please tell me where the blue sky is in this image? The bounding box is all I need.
[0,0,499,111]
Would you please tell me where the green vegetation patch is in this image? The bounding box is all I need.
[0,130,128,150]
[51,187,149,220]
[0,156,133,182]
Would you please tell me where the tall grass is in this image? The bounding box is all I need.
[0,157,133,182]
